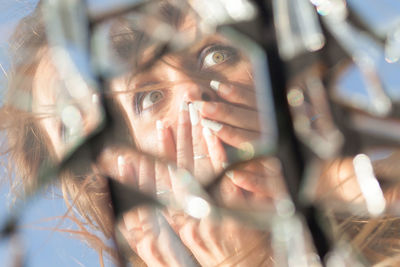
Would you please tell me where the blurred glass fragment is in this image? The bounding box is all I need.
[385,26,400,63]
[273,0,325,60]
[189,0,257,31]
[272,215,322,267]
[287,65,343,159]
[322,8,392,117]
[42,0,104,156]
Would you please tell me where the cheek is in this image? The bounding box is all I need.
[223,60,254,86]
[235,62,253,82]
[133,124,159,154]
[132,111,179,156]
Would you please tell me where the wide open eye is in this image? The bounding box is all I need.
[141,90,164,110]
[200,45,237,69]
[204,51,227,67]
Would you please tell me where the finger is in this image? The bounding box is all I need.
[226,169,273,196]
[115,154,158,261]
[162,208,185,233]
[120,213,163,265]
[202,127,227,173]
[218,177,246,207]
[210,80,257,108]
[156,120,174,196]
[176,101,193,172]
[179,219,215,265]
[123,209,141,234]
[259,157,284,176]
[136,233,167,267]
[138,156,159,236]
[155,162,172,203]
[97,147,140,185]
[201,118,260,148]
[194,101,260,132]
[156,120,176,162]
[138,156,156,195]
[116,154,143,234]
[120,216,193,267]
[189,102,214,182]
[198,217,225,262]
[118,222,139,254]
[157,214,198,266]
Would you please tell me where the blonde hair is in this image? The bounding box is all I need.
[0,3,135,265]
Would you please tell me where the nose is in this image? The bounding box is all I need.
[183,83,217,103]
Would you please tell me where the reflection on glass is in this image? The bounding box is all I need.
[3,0,400,266]
[273,0,325,60]
[287,65,343,159]
[1,1,287,266]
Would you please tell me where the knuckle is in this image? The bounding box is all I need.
[176,148,186,162]
[179,221,201,245]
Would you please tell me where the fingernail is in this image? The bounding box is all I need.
[92,94,99,103]
[226,170,234,179]
[117,155,125,177]
[210,80,220,91]
[156,120,164,130]
[188,103,199,126]
[202,127,212,137]
[193,101,203,111]
[201,119,222,132]
[180,101,188,111]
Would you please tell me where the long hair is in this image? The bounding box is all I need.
[3,1,400,267]
[0,3,127,265]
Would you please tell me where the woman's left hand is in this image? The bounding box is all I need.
[192,80,288,206]
[116,155,197,267]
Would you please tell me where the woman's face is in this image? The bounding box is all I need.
[33,13,256,162]
[112,33,254,155]
[30,7,298,266]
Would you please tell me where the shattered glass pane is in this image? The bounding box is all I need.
[2,0,400,266]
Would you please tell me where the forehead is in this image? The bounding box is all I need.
[32,4,224,100]
[108,4,201,62]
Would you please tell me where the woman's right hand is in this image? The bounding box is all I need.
[193,80,261,149]
[192,81,288,208]
[155,104,271,267]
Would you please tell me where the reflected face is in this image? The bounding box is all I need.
[33,53,102,159]
[33,12,255,161]
[29,6,290,266]
[33,56,65,158]
[112,34,254,155]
